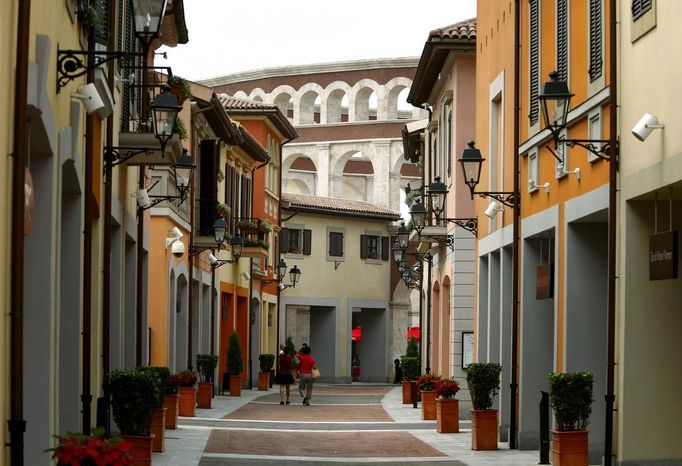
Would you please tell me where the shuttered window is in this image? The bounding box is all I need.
[529,0,540,126]
[360,235,389,261]
[446,105,452,178]
[329,231,344,257]
[589,0,603,82]
[198,140,218,236]
[632,0,652,21]
[92,0,110,46]
[556,0,568,83]
[281,228,311,255]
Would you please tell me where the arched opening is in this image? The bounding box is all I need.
[386,86,412,119]
[327,89,348,123]
[286,155,317,195]
[339,152,374,201]
[273,93,293,121]
[355,87,377,121]
[299,90,320,124]
[175,274,189,370]
[252,95,263,102]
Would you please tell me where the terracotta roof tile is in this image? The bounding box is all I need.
[429,17,476,40]
[282,193,400,220]
[217,94,278,111]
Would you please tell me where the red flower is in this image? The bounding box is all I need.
[416,373,442,391]
[435,378,460,399]
[49,429,133,465]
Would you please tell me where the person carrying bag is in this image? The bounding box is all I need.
[296,345,317,406]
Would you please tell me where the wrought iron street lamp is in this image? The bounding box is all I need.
[409,198,427,234]
[428,176,447,219]
[458,141,515,207]
[213,217,228,248]
[151,84,183,154]
[397,221,410,249]
[392,240,404,264]
[131,0,168,42]
[268,258,301,290]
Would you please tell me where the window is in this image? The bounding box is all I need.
[556,129,569,178]
[281,227,311,255]
[360,235,389,261]
[587,110,602,163]
[328,229,344,259]
[589,0,603,82]
[631,0,656,41]
[529,0,541,126]
[556,0,569,83]
[528,151,539,193]
[632,0,652,20]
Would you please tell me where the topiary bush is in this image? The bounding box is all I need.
[466,362,502,410]
[227,330,243,376]
[196,354,219,383]
[400,356,420,381]
[258,354,275,372]
[136,366,172,398]
[110,369,162,435]
[406,336,419,357]
[549,371,594,431]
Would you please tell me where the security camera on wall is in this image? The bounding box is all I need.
[632,113,664,142]
[71,83,105,115]
[171,240,185,258]
[484,200,503,219]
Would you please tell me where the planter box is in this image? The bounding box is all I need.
[420,390,437,420]
[121,434,154,466]
[551,430,589,466]
[258,372,269,391]
[436,398,459,433]
[240,246,268,258]
[178,387,196,417]
[471,409,498,450]
[230,374,242,396]
[163,393,179,429]
[151,407,166,452]
[197,382,212,409]
[401,380,411,404]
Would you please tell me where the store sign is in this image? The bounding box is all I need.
[649,231,678,280]
[536,263,554,299]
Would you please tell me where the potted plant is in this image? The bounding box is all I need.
[417,373,441,420]
[196,354,218,409]
[237,219,258,232]
[400,336,420,404]
[435,378,460,433]
[258,354,275,391]
[49,428,133,465]
[109,369,162,466]
[171,370,197,417]
[163,370,179,430]
[167,75,193,104]
[216,203,231,218]
[137,366,170,452]
[227,330,244,396]
[466,362,502,450]
[549,371,594,466]
[173,117,187,141]
[258,219,273,232]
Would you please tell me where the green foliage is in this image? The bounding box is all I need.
[109,369,162,435]
[167,75,193,99]
[216,203,231,217]
[285,336,296,355]
[258,354,275,372]
[196,354,219,383]
[416,373,441,391]
[549,371,594,431]
[173,117,187,140]
[406,336,419,357]
[466,362,502,410]
[259,219,273,232]
[227,330,243,376]
[435,378,460,399]
[400,356,420,381]
[137,366,173,396]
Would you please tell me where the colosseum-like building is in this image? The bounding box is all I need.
[201,57,425,213]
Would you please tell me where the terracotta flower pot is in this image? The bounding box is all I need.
[164,393,179,429]
[258,372,269,391]
[471,409,498,450]
[436,398,459,433]
[420,390,437,420]
[229,374,242,396]
[121,434,154,466]
[150,407,166,452]
[197,382,213,409]
[401,380,411,404]
[178,386,196,417]
[551,430,589,466]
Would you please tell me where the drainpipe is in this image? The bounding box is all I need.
[425,254,432,374]
[509,0,521,449]
[604,0,618,462]
[9,0,31,463]
[276,135,294,354]
[421,104,433,372]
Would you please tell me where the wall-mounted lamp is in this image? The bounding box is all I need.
[136,149,195,209]
[263,258,302,291]
[528,180,551,193]
[458,142,515,207]
[556,164,581,180]
[71,83,105,115]
[409,198,427,234]
[632,113,664,142]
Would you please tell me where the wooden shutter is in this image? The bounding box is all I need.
[529,0,540,125]
[199,140,218,236]
[302,229,312,255]
[589,0,603,82]
[557,0,568,82]
[329,232,344,257]
[632,0,652,21]
[92,0,110,46]
[381,236,389,261]
[336,232,344,257]
[360,235,368,259]
[280,228,289,254]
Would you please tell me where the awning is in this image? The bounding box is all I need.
[352,326,362,342]
[407,326,421,342]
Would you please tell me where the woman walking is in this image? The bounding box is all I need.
[275,347,295,405]
[297,345,317,406]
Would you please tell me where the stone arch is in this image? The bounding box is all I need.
[282,151,318,194]
[440,275,452,376]
[324,81,352,123]
[297,82,325,125]
[331,149,376,201]
[233,90,248,99]
[270,84,296,120]
[249,87,266,101]
[287,178,313,195]
[350,79,379,122]
[384,77,413,120]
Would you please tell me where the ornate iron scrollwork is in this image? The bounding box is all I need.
[56,49,141,93]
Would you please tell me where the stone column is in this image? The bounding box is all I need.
[316,143,331,197]
[371,141,391,208]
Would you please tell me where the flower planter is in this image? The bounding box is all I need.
[163,393,179,429]
[240,246,268,258]
[436,398,459,433]
[169,85,188,105]
[401,380,411,404]
[150,407,166,452]
[229,374,242,396]
[197,382,213,409]
[471,409,498,450]
[257,372,269,391]
[178,387,196,417]
[121,434,154,466]
[420,390,437,420]
[551,430,589,466]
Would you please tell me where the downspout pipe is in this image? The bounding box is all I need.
[604,0,618,463]
[9,0,31,463]
[276,135,294,355]
[420,103,432,373]
[509,0,521,449]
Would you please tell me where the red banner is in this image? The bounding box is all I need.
[352,326,362,342]
[407,326,420,342]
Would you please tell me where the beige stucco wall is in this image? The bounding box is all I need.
[618,1,682,462]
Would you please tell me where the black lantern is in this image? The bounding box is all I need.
[458,141,485,196]
[410,198,427,234]
[151,84,182,153]
[538,71,573,137]
[172,148,194,200]
[130,0,168,42]
[213,216,228,247]
[428,176,448,220]
[289,265,302,285]
[277,258,288,281]
[230,235,243,259]
[397,221,410,249]
[392,240,404,264]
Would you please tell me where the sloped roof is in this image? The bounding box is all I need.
[219,96,279,111]
[282,193,400,220]
[428,18,476,40]
[217,94,298,140]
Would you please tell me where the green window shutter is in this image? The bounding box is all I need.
[360,235,368,259]
[303,229,312,255]
[589,0,603,82]
[529,0,540,125]
[381,236,389,261]
[280,228,289,254]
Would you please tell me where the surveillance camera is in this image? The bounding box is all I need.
[136,189,151,209]
[170,226,183,239]
[241,272,251,281]
[71,83,105,115]
[484,200,503,219]
[278,282,285,290]
[632,113,664,142]
[208,253,218,265]
[171,240,185,258]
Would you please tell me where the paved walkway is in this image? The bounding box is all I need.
[152,384,544,466]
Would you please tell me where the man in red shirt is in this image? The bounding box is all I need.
[297,345,317,406]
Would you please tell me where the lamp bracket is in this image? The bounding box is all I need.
[556,138,616,161]
[142,194,186,210]
[104,146,154,168]
[474,191,516,208]
[443,217,478,237]
[57,49,142,93]
[334,261,342,270]
[211,259,236,270]
[189,246,211,257]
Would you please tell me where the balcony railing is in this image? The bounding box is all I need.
[120,66,172,135]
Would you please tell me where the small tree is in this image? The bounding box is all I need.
[110,369,161,435]
[285,335,298,364]
[466,362,502,410]
[196,354,218,383]
[227,330,243,376]
[258,354,275,372]
[406,336,419,357]
[549,371,594,431]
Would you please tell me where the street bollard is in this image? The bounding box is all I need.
[411,381,418,409]
[539,391,550,464]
